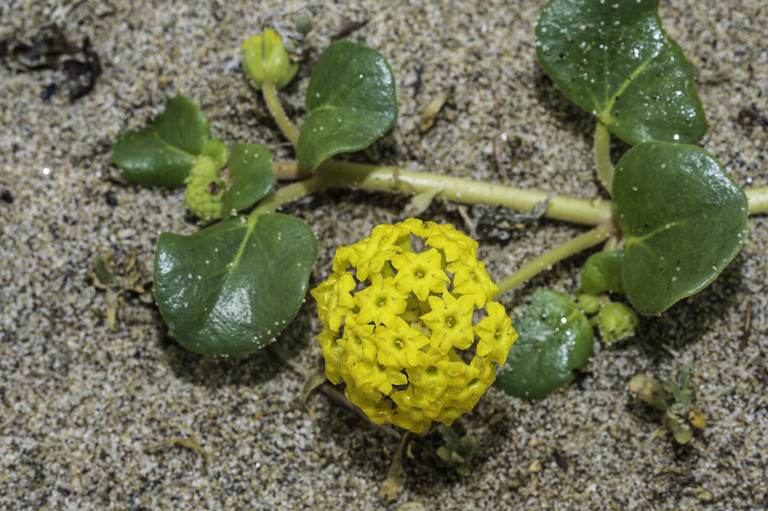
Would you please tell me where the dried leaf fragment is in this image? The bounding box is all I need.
[420,92,450,132]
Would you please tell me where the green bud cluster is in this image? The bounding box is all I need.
[183,156,225,222]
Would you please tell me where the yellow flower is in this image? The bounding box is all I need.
[420,291,476,353]
[392,248,449,301]
[373,318,430,368]
[448,258,499,307]
[310,271,356,332]
[475,302,517,364]
[353,274,408,326]
[424,222,478,262]
[311,218,517,433]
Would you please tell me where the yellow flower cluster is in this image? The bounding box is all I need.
[311,218,517,433]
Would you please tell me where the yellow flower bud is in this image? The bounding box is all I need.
[311,219,518,433]
[241,29,298,89]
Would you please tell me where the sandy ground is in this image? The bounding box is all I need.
[1,0,767,509]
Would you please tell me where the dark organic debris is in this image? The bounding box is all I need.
[12,32,79,69]
[553,449,569,472]
[104,190,117,206]
[740,301,752,352]
[472,193,555,241]
[331,17,370,41]
[63,37,101,101]
[4,29,101,102]
[1,189,14,203]
[41,83,58,100]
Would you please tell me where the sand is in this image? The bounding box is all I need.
[1,0,766,509]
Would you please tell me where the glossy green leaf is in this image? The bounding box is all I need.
[112,95,211,188]
[613,141,748,315]
[495,289,593,400]
[581,249,625,295]
[296,41,398,171]
[536,0,708,145]
[154,212,317,355]
[221,144,275,218]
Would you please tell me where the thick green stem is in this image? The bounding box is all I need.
[262,81,299,146]
[271,160,614,226]
[594,122,614,194]
[747,186,768,214]
[496,223,616,295]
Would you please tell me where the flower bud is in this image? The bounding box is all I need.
[241,29,298,89]
[596,302,638,343]
[577,292,600,315]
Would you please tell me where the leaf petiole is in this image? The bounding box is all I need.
[594,122,614,194]
[262,81,299,146]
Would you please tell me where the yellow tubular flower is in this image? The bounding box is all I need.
[310,219,518,434]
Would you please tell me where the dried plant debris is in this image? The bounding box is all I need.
[91,251,153,331]
[628,365,707,445]
[2,28,101,101]
[471,194,554,241]
[436,425,482,475]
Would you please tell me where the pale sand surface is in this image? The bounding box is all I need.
[1,0,767,509]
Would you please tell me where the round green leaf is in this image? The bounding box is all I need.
[536,0,708,145]
[154,212,317,355]
[581,249,625,295]
[495,289,594,400]
[112,95,211,188]
[221,144,275,218]
[613,141,748,315]
[296,40,398,171]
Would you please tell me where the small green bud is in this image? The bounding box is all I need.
[183,156,225,221]
[296,13,313,36]
[596,302,638,343]
[201,139,228,170]
[241,29,298,89]
[628,374,669,410]
[577,293,600,315]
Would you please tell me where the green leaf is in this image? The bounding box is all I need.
[495,289,593,400]
[154,213,317,355]
[613,141,748,315]
[536,0,708,145]
[296,41,398,171]
[112,95,211,188]
[581,249,625,295]
[221,144,275,218]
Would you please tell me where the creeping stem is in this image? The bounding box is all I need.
[495,222,617,296]
[594,122,614,194]
[261,81,299,146]
[271,160,614,226]
[747,186,768,214]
